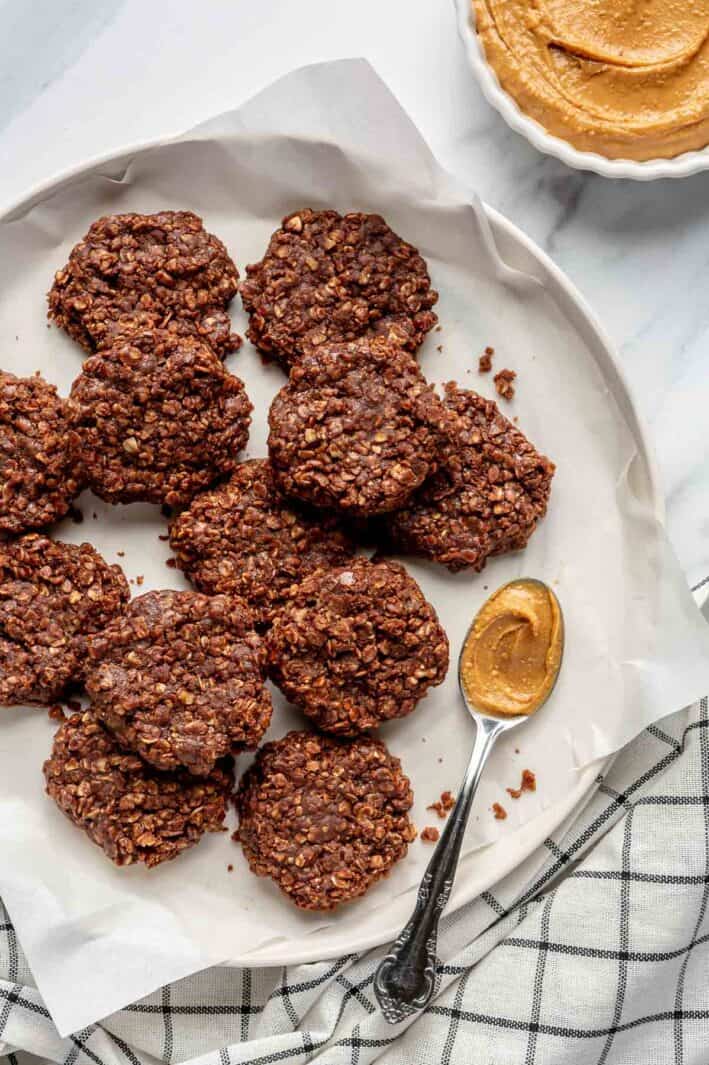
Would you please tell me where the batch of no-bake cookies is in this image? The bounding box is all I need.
[0,208,554,911]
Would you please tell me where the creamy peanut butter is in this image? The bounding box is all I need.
[473,0,709,161]
[460,579,563,718]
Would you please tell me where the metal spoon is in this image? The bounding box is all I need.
[374,578,564,1025]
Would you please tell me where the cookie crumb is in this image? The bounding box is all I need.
[166,558,177,569]
[227,863,234,872]
[478,346,494,373]
[158,534,169,542]
[136,575,144,586]
[420,826,440,843]
[506,769,536,800]
[116,551,125,558]
[492,802,508,820]
[48,705,66,722]
[436,344,443,353]
[494,368,516,401]
[427,790,455,818]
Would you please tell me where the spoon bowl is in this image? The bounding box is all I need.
[457,577,564,744]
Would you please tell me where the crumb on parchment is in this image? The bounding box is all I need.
[494,368,516,401]
[506,769,536,800]
[478,346,494,373]
[427,790,455,818]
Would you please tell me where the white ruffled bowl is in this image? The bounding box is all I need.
[454,0,709,180]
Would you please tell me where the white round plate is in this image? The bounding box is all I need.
[0,133,660,971]
[453,0,709,180]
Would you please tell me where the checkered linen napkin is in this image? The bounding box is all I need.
[2,693,709,1064]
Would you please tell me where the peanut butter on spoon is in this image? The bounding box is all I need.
[460,578,563,718]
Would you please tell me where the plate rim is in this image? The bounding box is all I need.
[0,131,663,968]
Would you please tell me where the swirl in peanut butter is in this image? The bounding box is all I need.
[460,579,563,718]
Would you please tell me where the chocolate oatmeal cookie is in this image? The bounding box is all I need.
[241,208,438,369]
[0,534,129,706]
[44,710,231,867]
[48,211,240,359]
[266,558,449,735]
[0,371,82,535]
[169,459,355,628]
[387,384,555,571]
[267,337,452,517]
[69,329,251,507]
[236,730,416,910]
[86,589,271,777]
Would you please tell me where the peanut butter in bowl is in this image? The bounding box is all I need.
[472,0,709,161]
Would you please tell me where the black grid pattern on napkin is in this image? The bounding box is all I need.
[2,698,709,1064]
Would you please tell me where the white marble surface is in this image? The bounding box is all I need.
[0,0,706,586]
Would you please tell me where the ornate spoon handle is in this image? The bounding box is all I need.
[374,717,504,1024]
